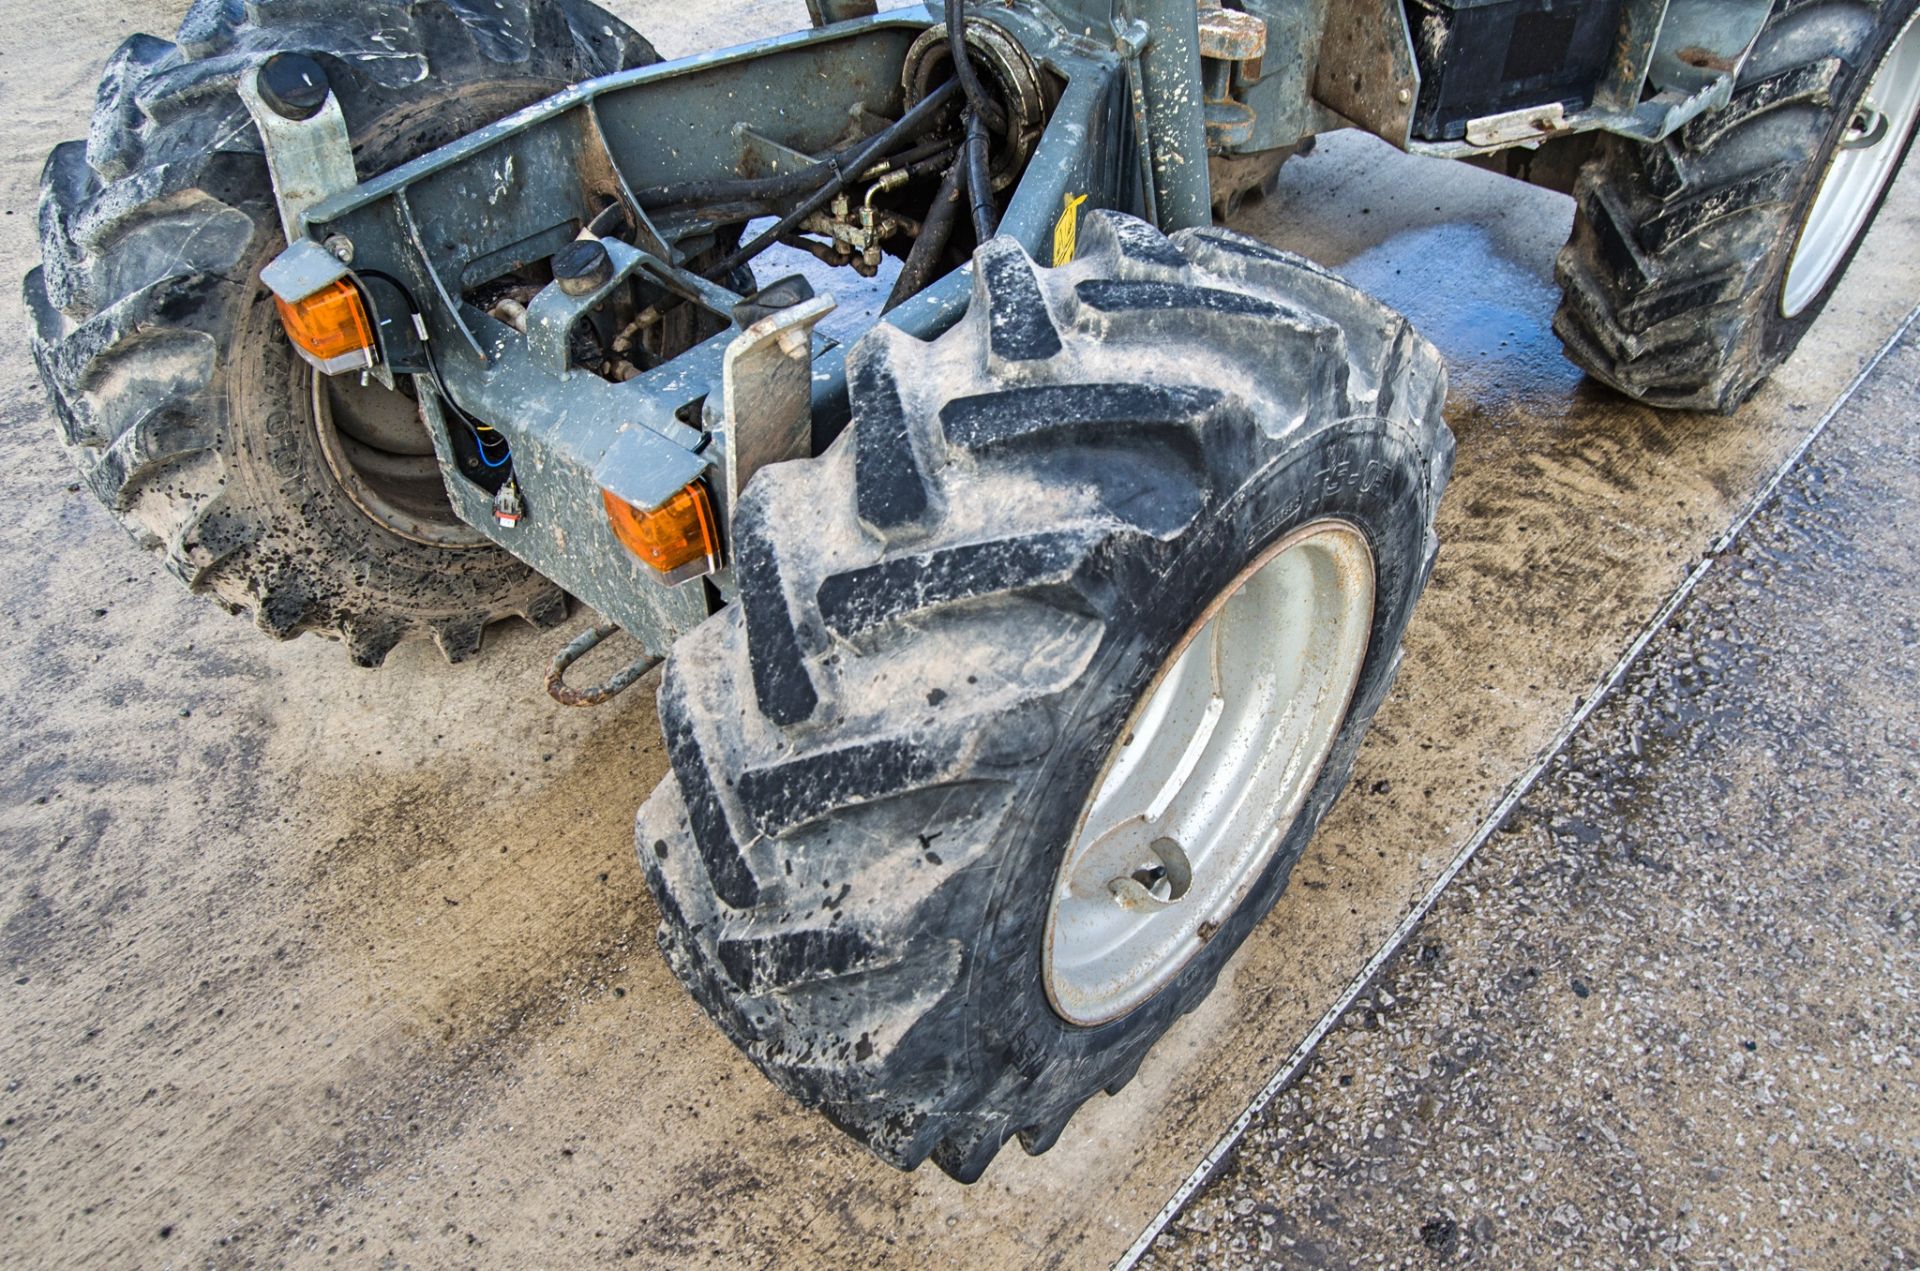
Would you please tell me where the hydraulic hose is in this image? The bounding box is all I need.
[704,78,961,280]
[884,154,966,311]
[944,0,1005,132]
[963,108,999,243]
[946,0,1003,243]
[634,134,957,211]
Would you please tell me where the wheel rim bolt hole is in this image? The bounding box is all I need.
[1107,837,1193,908]
[1129,864,1181,903]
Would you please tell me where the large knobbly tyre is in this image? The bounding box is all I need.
[1556,0,1920,412]
[637,213,1453,1181]
[24,0,654,665]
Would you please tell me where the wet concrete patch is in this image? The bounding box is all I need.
[1339,221,1590,408]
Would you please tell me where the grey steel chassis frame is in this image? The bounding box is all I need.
[256,0,1779,654]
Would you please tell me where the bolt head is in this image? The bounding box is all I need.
[325,235,355,264]
[258,53,331,122]
[553,239,613,297]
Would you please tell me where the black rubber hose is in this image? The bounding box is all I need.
[660,141,960,225]
[963,108,999,243]
[585,201,630,238]
[944,0,1005,131]
[884,155,966,312]
[651,141,949,236]
[895,141,963,184]
[885,136,963,178]
[650,199,787,235]
[703,78,961,281]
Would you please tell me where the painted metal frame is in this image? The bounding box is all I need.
[253,0,1772,654]
[264,4,1137,652]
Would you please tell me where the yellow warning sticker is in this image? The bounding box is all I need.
[1052,192,1089,267]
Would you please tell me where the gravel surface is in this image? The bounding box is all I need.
[1140,322,1920,1269]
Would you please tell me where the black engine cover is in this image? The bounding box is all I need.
[1406,0,1628,142]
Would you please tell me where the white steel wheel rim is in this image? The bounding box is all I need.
[1042,520,1376,1027]
[1783,9,1920,318]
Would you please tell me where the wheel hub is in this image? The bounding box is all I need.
[310,370,488,549]
[1043,520,1376,1026]
[1782,10,1920,318]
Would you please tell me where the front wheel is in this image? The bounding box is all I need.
[1555,0,1920,411]
[638,213,1453,1181]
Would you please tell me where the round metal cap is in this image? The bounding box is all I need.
[258,53,332,122]
[554,239,614,296]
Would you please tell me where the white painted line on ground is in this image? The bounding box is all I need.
[1114,303,1920,1271]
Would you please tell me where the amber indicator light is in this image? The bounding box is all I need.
[274,279,376,369]
[603,482,721,583]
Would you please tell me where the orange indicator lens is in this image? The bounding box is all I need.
[274,279,376,369]
[603,482,720,582]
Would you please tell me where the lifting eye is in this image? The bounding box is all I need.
[274,279,378,374]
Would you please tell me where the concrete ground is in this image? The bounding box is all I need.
[1137,318,1920,1271]
[1,3,1916,1268]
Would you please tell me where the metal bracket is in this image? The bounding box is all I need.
[1648,0,1773,97]
[237,66,358,243]
[526,237,649,375]
[1466,102,1570,149]
[718,292,838,524]
[524,235,742,379]
[735,123,823,178]
[259,237,351,304]
[1313,0,1420,150]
